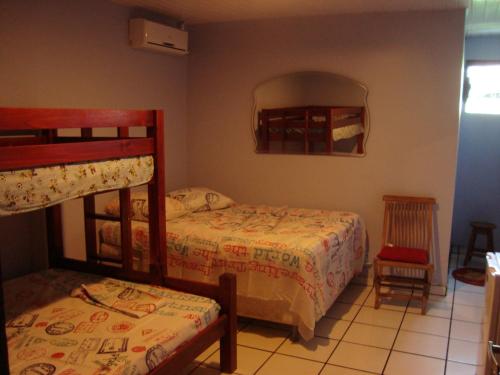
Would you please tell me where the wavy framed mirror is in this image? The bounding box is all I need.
[253,71,369,156]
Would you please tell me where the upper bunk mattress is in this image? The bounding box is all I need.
[0,156,153,216]
[4,268,220,375]
[99,204,366,340]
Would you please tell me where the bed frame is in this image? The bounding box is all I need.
[0,107,237,375]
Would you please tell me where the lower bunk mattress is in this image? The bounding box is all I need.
[4,269,220,375]
[99,204,366,340]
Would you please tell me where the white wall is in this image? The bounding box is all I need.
[187,10,465,287]
[451,35,500,251]
[0,0,188,279]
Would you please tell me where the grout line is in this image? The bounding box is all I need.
[318,285,374,374]
[321,363,379,374]
[252,326,291,374]
[398,327,452,339]
[444,253,458,375]
[380,285,411,374]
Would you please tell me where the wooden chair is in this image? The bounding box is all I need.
[374,195,436,314]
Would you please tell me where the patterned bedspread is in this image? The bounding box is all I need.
[0,156,153,216]
[100,204,366,339]
[4,269,220,375]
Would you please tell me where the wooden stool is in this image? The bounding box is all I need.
[464,221,496,265]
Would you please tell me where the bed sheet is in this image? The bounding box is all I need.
[4,269,219,375]
[100,204,366,340]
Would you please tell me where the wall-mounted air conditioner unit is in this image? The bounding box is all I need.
[129,18,188,56]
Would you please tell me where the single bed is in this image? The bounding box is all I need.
[0,108,237,375]
[5,268,220,374]
[97,193,366,340]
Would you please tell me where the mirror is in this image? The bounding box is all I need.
[253,71,369,156]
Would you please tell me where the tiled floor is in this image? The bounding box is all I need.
[186,248,487,375]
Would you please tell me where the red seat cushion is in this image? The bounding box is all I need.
[377,245,429,265]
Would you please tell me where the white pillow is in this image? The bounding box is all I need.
[104,192,188,221]
[167,187,234,213]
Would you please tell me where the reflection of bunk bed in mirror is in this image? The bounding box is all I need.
[257,106,365,155]
[0,108,236,375]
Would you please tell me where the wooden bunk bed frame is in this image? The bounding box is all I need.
[0,107,237,375]
[257,105,365,154]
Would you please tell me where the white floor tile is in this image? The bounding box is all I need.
[315,317,350,339]
[237,324,288,351]
[450,320,484,343]
[204,345,271,375]
[277,336,339,362]
[393,330,448,359]
[452,304,485,324]
[196,341,220,362]
[320,364,374,375]
[354,306,404,328]
[337,284,372,305]
[447,339,486,366]
[400,313,450,337]
[429,291,454,305]
[256,353,324,375]
[454,291,485,307]
[328,341,389,373]
[343,322,397,349]
[455,280,485,295]
[385,351,445,375]
[363,289,409,311]
[325,302,361,321]
[446,361,485,375]
[407,299,452,319]
[190,366,225,375]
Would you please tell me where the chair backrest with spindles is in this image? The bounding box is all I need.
[382,195,436,253]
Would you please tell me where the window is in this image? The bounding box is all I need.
[464,62,500,115]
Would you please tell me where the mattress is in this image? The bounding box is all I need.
[4,268,220,374]
[0,156,154,216]
[99,204,366,340]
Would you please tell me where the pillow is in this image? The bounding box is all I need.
[167,187,234,213]
[104,192,188,221]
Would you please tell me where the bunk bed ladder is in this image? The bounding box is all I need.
[147,110,167,284]
[118,128,133,272]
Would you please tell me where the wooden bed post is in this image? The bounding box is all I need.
[0,256,10,375]
[44,129,64,267]
[82,128,99,264]
[357,107,365,154]
[118,127,133,272]
[219,273,237,373]
[147,110,167,284]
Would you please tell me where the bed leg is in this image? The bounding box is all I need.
[290,326,300,342]
[219,273,237,373]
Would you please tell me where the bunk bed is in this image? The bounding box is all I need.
[256,105,365,154]
[0,108,237,375]
[94,192,366,341]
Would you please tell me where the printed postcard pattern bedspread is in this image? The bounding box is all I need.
[0,156,154,216]
[4,269,220,375]
[100,204,366,339]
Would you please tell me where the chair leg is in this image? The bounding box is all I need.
[487,230,494,252]
[464,229,476,266]
[373,260,381,309]
[421,268,433,315]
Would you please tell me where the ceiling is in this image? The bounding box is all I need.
[466,0,500,34]
[113,0,500,34]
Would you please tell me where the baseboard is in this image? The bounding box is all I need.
[430,284,447,296]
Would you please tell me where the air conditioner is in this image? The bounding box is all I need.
[129,18,188,56]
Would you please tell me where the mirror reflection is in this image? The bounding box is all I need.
[253,71,369,156]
